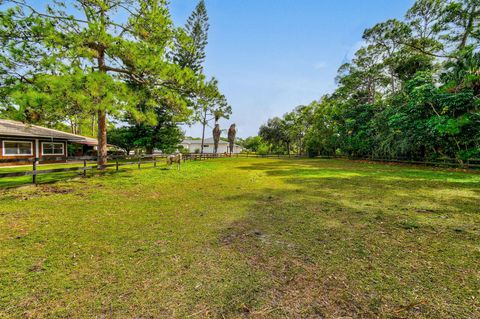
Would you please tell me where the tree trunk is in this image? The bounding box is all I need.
[200,109,207,154]
[96,27,107,168]
[147,125,161,155]
[70,119,75,134]
[91,113,96,137]
[390,69,395,94]
[97,110,108,168]
[458,3,476,50]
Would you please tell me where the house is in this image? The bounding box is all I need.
[0,119,98,164]
[180,137,243,154]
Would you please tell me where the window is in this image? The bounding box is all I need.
[42,142,64,155]
[2,141,33,156]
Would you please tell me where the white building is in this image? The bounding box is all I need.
[180,137,243,154]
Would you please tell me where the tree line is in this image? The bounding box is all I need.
[0,0,231,166]
[253,0,479,162]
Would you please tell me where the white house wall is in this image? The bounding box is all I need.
[180,142,242,154]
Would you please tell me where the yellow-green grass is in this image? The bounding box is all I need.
[0,158,479,318]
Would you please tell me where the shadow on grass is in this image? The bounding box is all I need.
[215,159,480,318]
[238,159,480,182]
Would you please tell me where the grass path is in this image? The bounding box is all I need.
[0,158,479,318]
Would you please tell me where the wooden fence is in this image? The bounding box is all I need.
[0,152,478,186]
[234,152,480,169]
[312,155,480,169]
[0,153,226,185]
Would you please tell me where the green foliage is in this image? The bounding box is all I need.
[0,0,217,165]
[259,117,293,154]
[173,0,209,73]
[267,0,480,162]
[243,136,263,152]
[128,107,184,154]
[107,127,137,155]
[256,144,270,155]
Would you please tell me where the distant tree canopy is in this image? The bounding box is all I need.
[241,136,264,152]
[258,0,480,162]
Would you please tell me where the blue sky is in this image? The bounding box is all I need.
[171,0,414,138]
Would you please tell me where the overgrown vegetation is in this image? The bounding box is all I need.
[254,0,479,162]
[1,158,479,318]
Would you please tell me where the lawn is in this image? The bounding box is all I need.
[0,158,479,318]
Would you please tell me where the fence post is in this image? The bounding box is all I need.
[116,158,119,172]
[138,156,141,169]
[153,156,156,167]
[83,159,87,177]
[32,158,37,185]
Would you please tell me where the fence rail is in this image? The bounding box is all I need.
[0,152,478,186]
[232,153,480,169]
[0,153,237,185]
[311,155,480,169]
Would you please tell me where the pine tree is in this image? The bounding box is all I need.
[174,1,231,154]
[174,0,210,73]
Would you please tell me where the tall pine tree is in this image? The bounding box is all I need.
[174,0,231,154]
[174,0,209,73]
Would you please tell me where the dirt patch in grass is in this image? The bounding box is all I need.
[0,184,74,201]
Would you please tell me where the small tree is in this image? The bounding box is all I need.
[173,0,231,154]
[212,123,221,153]
[228,124,237,154]
[128,107,184,154]
[197,79,231,154]
[259,117,291,154]
[243,136,263,152]
[107,127,137,155]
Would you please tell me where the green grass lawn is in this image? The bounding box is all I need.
[0,158,479,318]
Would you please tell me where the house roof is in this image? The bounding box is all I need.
[0,119,98,144]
